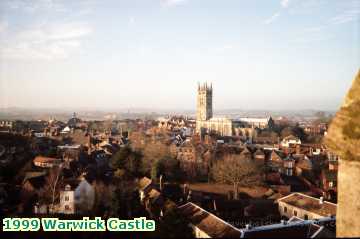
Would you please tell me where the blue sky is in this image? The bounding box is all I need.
[0,0,359,111]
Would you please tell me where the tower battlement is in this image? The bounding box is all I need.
[197,82,213,121]
[198,82,212,92]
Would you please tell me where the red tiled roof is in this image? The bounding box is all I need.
[33,156,59,163]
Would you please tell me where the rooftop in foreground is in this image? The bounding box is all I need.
[278,193,337,217]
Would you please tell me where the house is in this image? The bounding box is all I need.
[57,144,82,161]
[178,202,242,238]
[267,150,285,173]
[178,202,335,238]
[282,155,295,176]
[281,135,301,148]
[145,188,164,218]
[320,169,337,201]
[237,117,274,129]
[0,120,13,128]
[277,193,337,220]
[175,139,211,178]
[61,126,71,134]
[138,177,154,202]
[33,156,62,168]
[57,177,95,214]
[58,184,75,214]
[326,151,339,171]
[253,148,265,163]
[137,177,164,218]
[295,156,313,176]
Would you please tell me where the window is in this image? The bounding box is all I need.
[65,196,69,201]
[304,214,309,220]
[284,207,287,213]
[329,181,334,188]
[65,205,70,211]
[294,210,298,216]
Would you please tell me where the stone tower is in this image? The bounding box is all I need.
[197,82,213,121]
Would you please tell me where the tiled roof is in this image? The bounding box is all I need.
[33,156,60,163]
[178,202,242,238]
[139,177,152,191]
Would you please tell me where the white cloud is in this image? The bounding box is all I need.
[6,0,67,13]
[264,13,280,25]
[161,0,187,7]
[263,0,290,25]
[1,22,92,60]
[330,9,360,25]
[281,0,290,8]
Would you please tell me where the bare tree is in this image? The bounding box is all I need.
[212,154,262,199]
[38,165,63,207]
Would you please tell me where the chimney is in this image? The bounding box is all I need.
[183,183,188,195]
[319,196,324,205]
[213,199,217,211]
[159,174,163,191]
[187,190,192,201]
[160,209,164,218]
[245,224,252,230]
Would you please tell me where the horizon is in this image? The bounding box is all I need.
[1,0,359,110]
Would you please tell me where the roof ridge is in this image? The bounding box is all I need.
[179,202,242,232]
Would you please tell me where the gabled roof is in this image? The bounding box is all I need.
[178,202,242,238]
[139,177,152,191]
[254,148,265,156]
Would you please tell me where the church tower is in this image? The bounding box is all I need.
[197,82,213,121]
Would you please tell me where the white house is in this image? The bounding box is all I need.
[277,193,337,220]
[61,126,71,134]
[58,184,75,214]
[281,135,302,148]
[57,178,95,214]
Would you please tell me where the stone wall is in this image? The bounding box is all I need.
[325,69,360,237]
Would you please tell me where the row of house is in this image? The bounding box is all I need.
[177,192,336,238]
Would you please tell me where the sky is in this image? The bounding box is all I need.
[0,0,359,111]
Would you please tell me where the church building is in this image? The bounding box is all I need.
[195,83,273,137]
